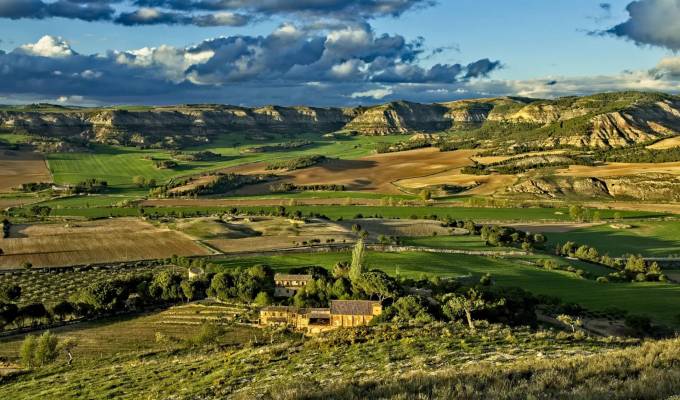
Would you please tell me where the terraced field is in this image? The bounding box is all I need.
[0,301,257,360]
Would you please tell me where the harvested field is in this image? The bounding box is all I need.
[0,149,51,192]
[224,148,478,195]
[647,136,680,150]
[556,161,680,178]
[203,216,355,253]
[394,170,517,196]
[471,150,568,165]
[0,218,210,269]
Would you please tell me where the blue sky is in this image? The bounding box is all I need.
[0,0,679,106]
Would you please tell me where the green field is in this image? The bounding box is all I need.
[546,220,680,257]
[43,204,662,221]
[46,134,407,188]
[213,251,680,326]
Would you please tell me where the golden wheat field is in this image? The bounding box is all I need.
[0,218,210,269]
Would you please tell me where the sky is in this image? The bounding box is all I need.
[0,0,679,106]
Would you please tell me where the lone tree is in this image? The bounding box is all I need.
[349,238,366,282]
[442,289,505,332]
[557,314,583,333]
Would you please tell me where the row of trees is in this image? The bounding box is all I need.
[557,242,667,282]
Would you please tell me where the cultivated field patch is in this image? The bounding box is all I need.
[225,148,478,195]
[0,218,210,268]
[0,149,51,192]
[647,136,680,150]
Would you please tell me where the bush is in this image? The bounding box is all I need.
[596,276,609,284]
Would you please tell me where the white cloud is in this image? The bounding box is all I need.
[350,87,393,99]
[16,35,74,58]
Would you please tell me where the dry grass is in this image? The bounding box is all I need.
[0,149,51,192]
[557,161,680,178]
[647,136,680,150]
[0,218,210,269]
[507,222,600,233]
[471,150,568,165]
[167,175,220,195]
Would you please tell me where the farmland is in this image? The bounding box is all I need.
[0,149,51,193]
[0,218,210,269]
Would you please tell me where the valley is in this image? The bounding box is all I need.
[2,91,680,399]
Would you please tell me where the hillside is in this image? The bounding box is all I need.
[2,92,680,150]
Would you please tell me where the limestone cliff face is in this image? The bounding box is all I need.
[0,105,357,144]
[343,101,452,135]
[2,92,680,149]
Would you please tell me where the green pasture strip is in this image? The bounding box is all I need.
[213,251,680,326]
[546,220,680,257]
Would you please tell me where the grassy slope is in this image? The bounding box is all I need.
[214,251,680,325]
[546,220,680,257]
[3,322,679,400]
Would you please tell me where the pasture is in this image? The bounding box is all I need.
[213,251,680,326]
[545,220,680,257]
[0,218,211,269]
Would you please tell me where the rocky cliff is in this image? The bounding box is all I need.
[1,91,679,149]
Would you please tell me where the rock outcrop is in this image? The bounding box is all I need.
[2,91,680,149]
[507,174,680,201]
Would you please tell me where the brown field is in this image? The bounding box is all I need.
[647,136,680,150]
[556,161,680,178]
[224,148,478,195]
[394,170,517,196]
[0,218,210,269]
[0,149,51,192]
[471,150,568,165]
[168,175,219,195]
[202,216,355,253]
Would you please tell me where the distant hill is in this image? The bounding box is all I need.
[1,91,679,149]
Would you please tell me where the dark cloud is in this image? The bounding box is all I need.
[604,0,680,50]
[0,0,115,22]
[0,28,501,106]
[133,0,436,18]
[599,2,611,11]
[0,0,435,26]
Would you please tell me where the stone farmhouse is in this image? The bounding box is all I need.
[260,300,382,334]
[274,273,314,297]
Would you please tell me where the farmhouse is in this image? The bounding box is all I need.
[274,273,313,297]
[259,300,382,334]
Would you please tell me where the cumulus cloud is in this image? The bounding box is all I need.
[15,35,75,58]
[605,0,680,50]
[0,0,435,27]
[0,29,502,105]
